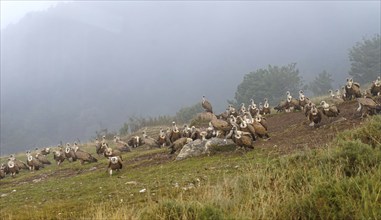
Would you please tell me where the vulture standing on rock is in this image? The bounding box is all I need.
[211,117,232,135]
[202,95,213,113]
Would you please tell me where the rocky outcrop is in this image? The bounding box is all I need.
[176,138,234,160]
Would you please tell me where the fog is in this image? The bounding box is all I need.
[1,1,380,154]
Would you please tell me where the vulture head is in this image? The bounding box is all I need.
[7,160,15,168]
[110,156,119,164]
[346,78,353,88]
[375,76,381,86]
[320,101,330,110]
[328,90,334,98]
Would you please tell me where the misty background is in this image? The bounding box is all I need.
[1,1,380,154]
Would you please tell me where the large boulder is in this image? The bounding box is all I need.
[176,138,234,160]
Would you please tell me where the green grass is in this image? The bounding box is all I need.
[1,116,381,219]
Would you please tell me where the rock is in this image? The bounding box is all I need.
[196,112,217,122]
[88,167,97,171]
[176,138,234,160]
[32,178,42,183]
[125,181,138,185]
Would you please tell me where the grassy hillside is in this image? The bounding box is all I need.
[1,115,380,219]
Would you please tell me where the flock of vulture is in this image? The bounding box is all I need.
[1,77,380,178]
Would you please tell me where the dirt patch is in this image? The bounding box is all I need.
[258,100,367,153]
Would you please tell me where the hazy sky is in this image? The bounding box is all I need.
[1,0,64,29]
[1,0,380,153]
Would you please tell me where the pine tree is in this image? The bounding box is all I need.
[234,63,305,106]
[349,35,381,83]
[309,70,334,96]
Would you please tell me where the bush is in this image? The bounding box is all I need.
[332,140,381,177]
[141,200,224,220]
[289,173,381,220]
[335,115,381,148]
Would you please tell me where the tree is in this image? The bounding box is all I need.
[119,123,129,136]
[175,103,203,123]
[349,34,381,84]
[234,63,305,106]
[309,70,334,96]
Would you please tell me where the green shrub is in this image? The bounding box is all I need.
[333,140,381,177]
[288,172,381,220]
[141,200,224,220]
[336,115,381,148]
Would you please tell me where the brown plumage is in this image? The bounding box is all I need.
[142,131,160,148]
[211,118,232,133]
[107,156,123,176]
[35,153,51,165]
[356,97,381,117]
[298,90,309,110]
[254,114,268,131]
[190,126,202,140]
[181,125,192,138]
[345,78,361,100]
[64,144,77,162]
[0,165,5,179]
[274,99,290,112]
[157,128,169,147]
[128,136,143,148]
[74,149,97,164]
[308,104,322,127]
[288,96,301,111]
[9,155,29,170]
[202,95,213,113]
[53,149,66,166]
[169,122,181,143]
[252,121,270,139]
[233,132,254,150]
[6,160,19,177]
[237,116,256,141]
[26,152,44,171]
[262,98,271,115]
[169,137,193,154]
[97,142,108,156]
[39,148,51,156]
[320,101,340,118]
[304,102,313,117]
[370,77,381,96]
[104,146,122,160]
